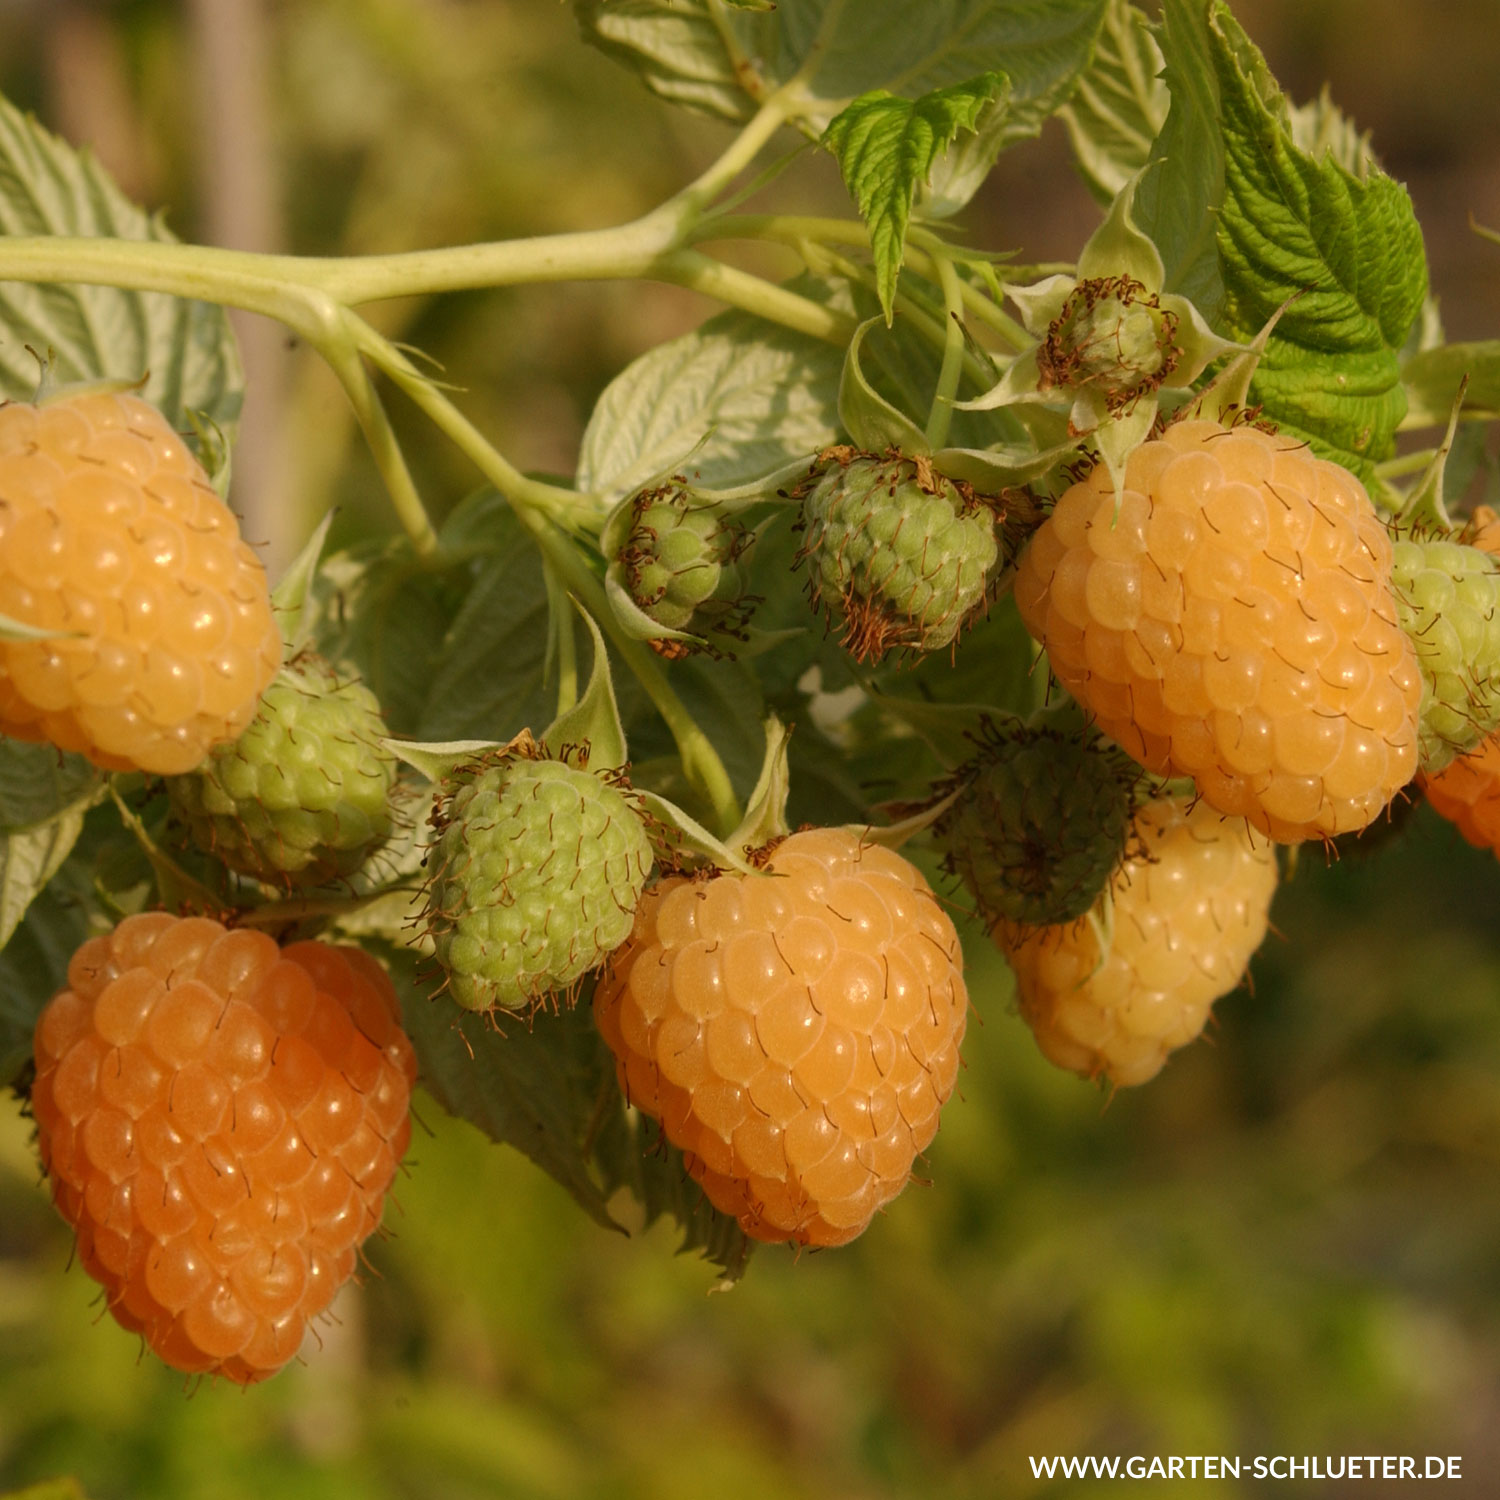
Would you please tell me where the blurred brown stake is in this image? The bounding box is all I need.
[186,0,293,573]
[44,0,154,201]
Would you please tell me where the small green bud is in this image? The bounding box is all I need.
[1037,276,1181,411]
[618,483,756,656]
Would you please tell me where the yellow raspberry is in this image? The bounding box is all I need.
[1013,420,1422,843]
[594,828,968,1248]
[0,391,282,774]
[998,796,1278,1087]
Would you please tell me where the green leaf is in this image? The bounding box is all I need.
[0,836,96,1088]
[1287,87,1377,175]
[0,804,90,952]
[579,0,1106,140]
[1057,0,1168,204]
[381,940,750,1279]
[838,317,932,453]
[1402,341,1500,429]
[1209,2,1428,478]
[0,741,99,831]
[0,96,241,450]
[591,1102,753,1284]
[575,0,755,123]
[918,88,1019,218]
[315,493,558,745]
[388,944,620,1230]
[0,743,103,963]
[823,74,1009,322]
[1132,0,1224,317]
[576,276,845,499]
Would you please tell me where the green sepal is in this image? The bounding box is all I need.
[928,439,1077,492]
[1397,382,1467,532]
[839,317,930,455]
[381,737,514,785]
[0,613,81,643]
[853,788,963,852]
[634,789,757,877]
[959,169,1239,502]
[270,510,337,656]
[723,715,792,854]
[541,610,629,771]
[603,564,708,651]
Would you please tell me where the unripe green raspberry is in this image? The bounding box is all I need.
[424,747,653,1012]
[798,450,1001,662]
[168,654,397,886]
[1389,531,1500,774]
[618,484,754,654]
[1037,275,1181,410]
[934,710,1143,927]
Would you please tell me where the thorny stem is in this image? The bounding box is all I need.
[1376,447,1439,480]
[543,559,581,719]
[312,316,439,558]
[353,323,600,530]
[692,214,1027,352]
[233,890,423,929]
[804,242,996,394]
[368,340,744,834]
[107,781,222,916]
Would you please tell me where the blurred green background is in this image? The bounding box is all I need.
[3,2,1500,1495]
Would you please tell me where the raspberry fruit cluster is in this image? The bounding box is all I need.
[168,653,399,887]
[0,390,282,774]
[29,914,416,1384]
[594,828,968,1247]
[1388,531,1500,773]
[424,745,653,1011]
[1013,419,1422,843]
[798,450,1001,662]
[616,483,755,654]
[934,710,1143,928]
[998,796,1279,1087]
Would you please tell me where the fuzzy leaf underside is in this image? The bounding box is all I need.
[1057,0,1168,204]
[577,0,1105,143]
[824,75,1008,321]
[0,97,242,448]
[1208,3,1427,478]
[576,277,845,499]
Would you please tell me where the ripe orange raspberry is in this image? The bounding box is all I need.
[0,390,282,774]
[998,797,1278,1087]
[1423,736,1500,855]
[594,828,968,1248]
[1012,419,1422,843]
[30,914,416,1384]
